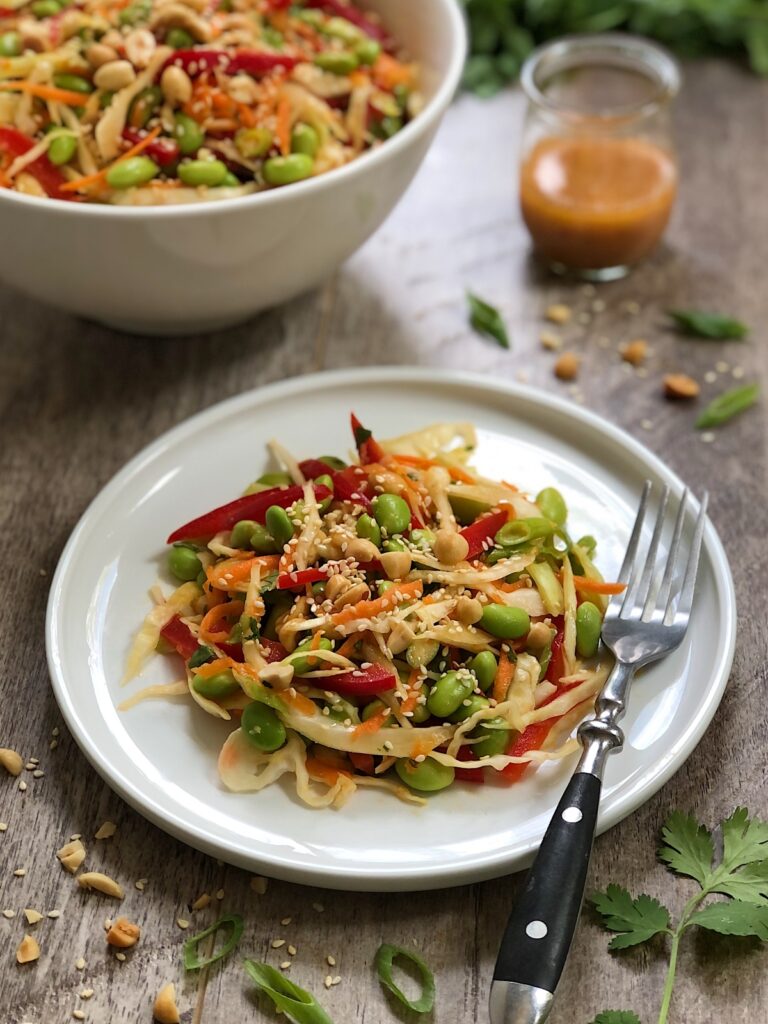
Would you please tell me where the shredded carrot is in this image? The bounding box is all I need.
[206,555,280,591]
[493,651,514,704]
[203,579,226,610]
[571,575,626,596]
[0,81,92,106]
[192,656,236,679]
[199,601,244,643]
[372,52,413,91]
[399,669,422,715]
[305,756,348,786]
[336,634,362,660]
[330,580,423,627]
[349,69,370,88]
[237,102,257,128]
[390,454,476,485]
[60,126,161,193]
[498,500,517,521]
[280,689,316,716]
[494,580,528,594]
[276,95,291,156]
[352,707,390,736]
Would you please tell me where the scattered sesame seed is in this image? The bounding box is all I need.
[312,902,324,913]
[39,568,47,577]
[115,951,126,962]
[577,311,591,325]
[327,955,336,966]
[104,918,112,930]
[331,976,341,986]
[622,300,641,315]
[70,834,82,841]
[2,909,15,918]
[715,361,729,373]
[382,740,393,752]
[73,1011,85,1020]
[215,889,225,900]
[641,419,654,431]
[94,821,117,840]
[539,330,561,351]
[324,975,333,989]
[13,868,26,877]
[32,770,44,779]
[545,303,572,324]
[701,432,716,443]
[287,945,297,956]
[52,727,60,737]
[47,910,61,919]
[75,957,86,970]
[281,917,292,926]
[516,370,529,384]
[272,938,286,948]
[25,762,36,770]
[135,879,147,892]
[732,366,745,379]
[177,918,190,930]
[49,739,58,750]
[597,335,611,348]
[280,961,292,970]
[18,780,27,791]
[0,823,7,831]
[79,990,94,1000]
[591,299,606,313]
[704,370,717,383]
[251,875,269,895]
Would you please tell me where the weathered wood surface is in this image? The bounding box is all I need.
[2,59,767,1023]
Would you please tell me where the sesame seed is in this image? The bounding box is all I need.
[25,762,36,770]
[591,299,606,312]
[18,780,27,791]
[327,955,336,966]
[2,909,15,918]
[177,919,190,930]
[0,823,7,831]
[79,990,94,1000]
[331,976,341,986]
[32,770,44,779]
[49,739,58,750]
[288,944,297,955]
[715,361,729,373]
[324,975,333,989]
[271,938,286,948]
[312,902,324,913]
[280,961,291,970]
[704,370,717,383]
[75,957,86,970]
[13,868,26,877]
[281,917,292,926]
[597,336,611,348]
[641,419,654,431]
[52,727,60,737]
[70,834,82,841]
[115,952,126,962]
[701,432,716,443]
[73,1011,85,1020]
[215,889,225,900]
[250,876,268,894]
[622,300,641,315]
[47,910,61,919]
[135,879,147,891]
[732,366,745,379]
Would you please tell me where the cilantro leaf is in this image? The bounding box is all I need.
[467,291,510,349]
[721,807,768,871]
[667,309,748,339]
[590,1013,643,1024]
[658,811,714,886]
[688,901,768,939]
[709,860,768,906]
[591,884,670,950]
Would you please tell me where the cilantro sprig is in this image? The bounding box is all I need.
[589,808,768,1024]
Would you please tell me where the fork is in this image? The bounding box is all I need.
[489,481,709,1024]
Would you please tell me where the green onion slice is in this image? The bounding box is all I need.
[696,383,759,428]
[374,943,436,1014]
[243,960,335,1024]
[183,913,244,970]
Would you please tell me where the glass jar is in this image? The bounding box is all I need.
[519,34,681,280]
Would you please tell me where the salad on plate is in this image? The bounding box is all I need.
[123,416,624,808]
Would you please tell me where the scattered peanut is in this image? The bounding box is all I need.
[85,42,118,67]
[545,303,572,324]
[93,59,136,91]
[16,935,40,964]
[621,338,648,366]
[191,892,210,910]
[106,917,140,948]
[250,876,268,894]
[526,621,554,653]
[379,550,412,581]
[24,909,43,925]
[539,329,562,351]
[160,65,192,106]
[57,839,86,874]
[124,28,156,68]
[554,351,581,381]
[153,982,181,1024]
[0,748,24,776]
[94,820,117,840]
[77,871,124,899]
[433,528,469,566]
[663,374,700,400]
[345,537,380,564]
[387,620,415,655]
[454,595,483,626]
[329,579,370,610]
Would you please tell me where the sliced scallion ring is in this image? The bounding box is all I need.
[243,960,335,1024]
[374,942,436,1014]
[183,913,244,970]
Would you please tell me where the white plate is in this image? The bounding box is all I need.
[46,368,736,892]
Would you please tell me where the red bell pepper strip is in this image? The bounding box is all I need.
[455,743,485,784]
[160,615,200,660]
[166,482,330,543]
[277,567,329,591]
[228,51,300,76]
[123,128,179,167]
[305,0,388,42]
[298,458,336,480]
[260,637,288,663]
[350,412,386,465]
[332,467,372,510]
[0,126,72,201]
[349,752,375,775]
[161,48,299,79]
[305,663,397,697]
[501,721,555,783]
[460,510,509,561]
[545,629,566,685]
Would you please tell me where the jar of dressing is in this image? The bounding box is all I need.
[519,34,681,280]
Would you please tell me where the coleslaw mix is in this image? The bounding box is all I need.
[124,417,623,808]
[0,0,418,203]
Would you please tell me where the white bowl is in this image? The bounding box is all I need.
[0,0,466,335]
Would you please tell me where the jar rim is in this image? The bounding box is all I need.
[520,33,681,122]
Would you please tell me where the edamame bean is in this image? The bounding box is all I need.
[263,153,314,186]
[536,487,568,526]
[371,115,402,139]
[53,72,92,94]
[406,638,439,669]
[241,701,287,751]
[410,702,431,724]
[472,718,511,758]
[395,757,454,793]
[166,26,194,48]
[314,50,359,75]
[48,134,77,166]
[409,528,436,551]
[356,37,381,65]
[105,155,159,189]
[222,171,240,187]
[118,0,150,24]
[576,601,602,658]
[362,698,387,722]
[192,668,239,699]
[178,158,228,187]
[291,636,333,675]
[468,650,498,692]
[0,31,22,57]
[173,112,204,155]
[31,0,60,17]
[319,455,346,470]
[372,493,411,536]
[449,693,490,723]
[167,543,201,582]
[325,696,358,724]
[356,513,381,548]
[427,671,475,719]
[230,520,258,549]
[235,126,273,158]
[323,15,361,43]
[290,122,320,158]
[259,471,293,487]
[249,524,279,555]
[383,536,407,553]
[265,505,293,548]
[479,604,530,640]
[377,580,395,595]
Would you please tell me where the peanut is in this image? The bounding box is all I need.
[331,580,370,610]
[93,60,136,92]
[387,620,415,655]
[94,820,117,840]
[663,374,700,400]
[124,28,156,68]
[24,909,43,925]
[86,42,119,68]
[545,303,572,324]
[539,329,562,351]
[379,551,412,581]
[0,748,24,776]
[433,528,469,566]
[160,65,192,106]
[106,917,140,948]
[345,537,380,564]
[526,621,554,653]
[16,934,40,964]
[554,351,580,381]
[454,595,483,626]
[153,982,181,1024]
[77,871,124,899]
[56,838,86,874]
[621,338,648,366]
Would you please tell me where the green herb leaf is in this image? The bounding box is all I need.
[375,943,436,1013]
[243,960,336,1024]
[590,1012,643,1024]
[188,645,215,669]
[687,900,768,939]
[721,807,768,871]
[184,914,244,970]
[467,291,510,349]
[667,309,748,339]
[658,810,714,886]
[590,884,670,949]
[695,383,759,428]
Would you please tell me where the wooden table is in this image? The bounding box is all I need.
[2,60,765,1024]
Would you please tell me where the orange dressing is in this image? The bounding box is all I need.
[520,136,677,270]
